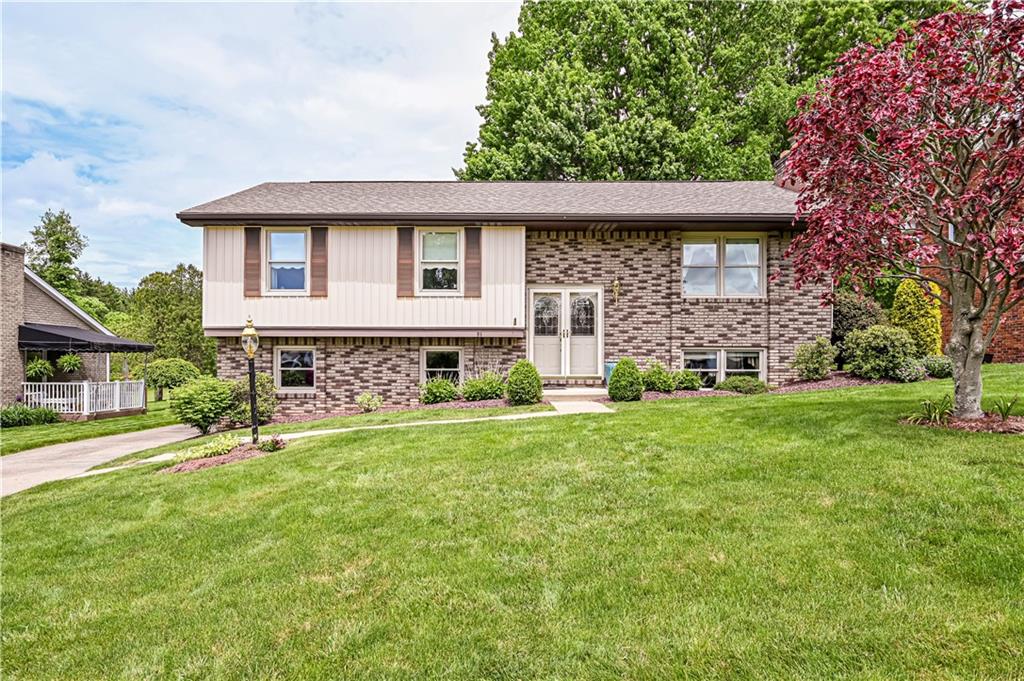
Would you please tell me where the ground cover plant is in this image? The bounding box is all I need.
[4,365,1022,679]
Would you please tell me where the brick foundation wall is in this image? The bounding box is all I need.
[525,230,831,384]
[216,337,524,417]
[1,244,26,405]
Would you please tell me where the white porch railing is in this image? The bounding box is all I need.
[20,381,146,416]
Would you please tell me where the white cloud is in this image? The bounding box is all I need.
[1,1,521,286]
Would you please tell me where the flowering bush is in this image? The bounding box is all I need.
[356,391,384,413]
[922,355,953,379]
[893,357,927,383]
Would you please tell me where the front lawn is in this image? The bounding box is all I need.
[3,366,1022,678]
[0,396,177,455]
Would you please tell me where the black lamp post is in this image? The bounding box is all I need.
[240,317,260,444]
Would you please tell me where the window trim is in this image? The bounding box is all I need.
[264,227,311,296]
[681,348,766,386]
[420,346,464,384]
[415,227,463,297]
[274,345,316,393]
[681,233,766,299]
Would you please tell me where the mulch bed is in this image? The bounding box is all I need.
[941,415,1024,434]
[596,372,897,403]
[160,444,271,474]
[268,398,519,425]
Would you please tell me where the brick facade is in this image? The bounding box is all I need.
[1,244,109,406]
[525,230,831,384]
[216,336,523,417]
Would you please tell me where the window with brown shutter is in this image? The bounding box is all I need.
[244,227,261,297]
[464,227,481,298]
[396,227,415,297]
[310,227,328,297]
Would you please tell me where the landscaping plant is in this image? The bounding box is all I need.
[716,375,769,394]
[889,280,943,357]
[831,291,887,354]
[922,355,954,379]
[257,434,288,453]
[506,360,543,406]
[791,337,837,381]
[174,434,242,463]
[672,369,703,391]
[145,358,201,401]
[224,372,277,427]
[55,353,83,375]
[0,405,60,428]
[843,326,917,380]
[24,358,54,382]
[906,395,953,426]
[419,378,459,405]
[783,2,1024,418]
[461,372,506,401]
[608,358,644,402]
[170,376,233,435]
[355,392,384,413]
[989,395,1019,422]
[893,358,927,384]
[642,361,675,393]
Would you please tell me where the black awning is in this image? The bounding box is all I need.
[18,323,154,353]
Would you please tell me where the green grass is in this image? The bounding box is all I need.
[3,366,1023,679]
[0,397,177,455]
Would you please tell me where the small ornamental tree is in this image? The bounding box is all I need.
[784,2,1024,418]
[146,358,201,401]
[890,280,943,357]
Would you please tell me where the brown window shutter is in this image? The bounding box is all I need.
[310,227,328,297]
[244,227,261,297]
[464,227,481,298]
[397,227,415,297]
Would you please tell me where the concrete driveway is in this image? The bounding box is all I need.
[1,424,196,497]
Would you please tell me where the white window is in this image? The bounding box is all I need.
[421,347,462,383]
[682,349,764,387]
[267,229,308,292]
[275,347,315,390]
[682,235,764,297]
[418,229,461,293]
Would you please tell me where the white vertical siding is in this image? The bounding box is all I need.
[203,226,526,330]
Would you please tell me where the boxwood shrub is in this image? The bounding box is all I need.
[462,371,506,401]
[420,378,459,405]
[642,361,675,393]
[843,325,917,380]
[608,357,644,401]
[716,375,769,394]
[506,360,542,406]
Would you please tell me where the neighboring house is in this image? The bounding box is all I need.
[1,242,152,417]
[178,181,831,415]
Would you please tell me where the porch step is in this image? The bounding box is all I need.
[543,386,608,402]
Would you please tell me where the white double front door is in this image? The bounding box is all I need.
[529,287,602,377]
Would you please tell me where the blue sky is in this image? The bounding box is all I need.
[1,1,520,287]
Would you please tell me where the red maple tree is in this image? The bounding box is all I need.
[784,1,1024,419]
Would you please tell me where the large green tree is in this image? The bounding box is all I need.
[458,0,964,181]
[24,209,87,297]
[132,264,216,374]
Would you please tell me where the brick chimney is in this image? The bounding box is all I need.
[1,243,26,404]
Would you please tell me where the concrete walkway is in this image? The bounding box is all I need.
[2,424,196,497]
[14,400,615,493]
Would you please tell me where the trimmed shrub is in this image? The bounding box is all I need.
[356,391,384,413]
[890,280,943,357]
[171,376,233,434]
[843,325,917,380]
[420,378,459,405]
[717,375,769,394]
[174,434,241,463]
[24,358,54,382]
[791,337,837,381]
[672,369,703,391]
[832,291,887,360]
[608,357,644,402]
[506,360,543,406]
[922,355,953,379]
[893,357,927,383]
[0,404,60,428]
[224,372,277,427]
[146,358,201,401]
[257,434,288,452]
[462,371,506,401]
[642,361,676,393]
[55,353,83,374]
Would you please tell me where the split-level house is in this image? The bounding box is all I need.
[178,181,831,416]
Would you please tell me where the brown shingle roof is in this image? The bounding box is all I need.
[177,181,797,225]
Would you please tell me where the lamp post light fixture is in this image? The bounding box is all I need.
[240,317,260,444]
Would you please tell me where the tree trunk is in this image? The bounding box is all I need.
[946,302,986,420]
[156,386,164,402]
